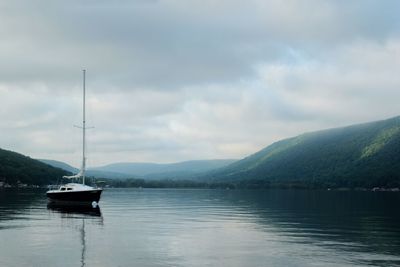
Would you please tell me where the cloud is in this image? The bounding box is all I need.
[0,0,399,165]
[1,0,399,89]
[255,39,400,122]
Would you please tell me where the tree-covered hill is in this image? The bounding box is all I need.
[0,148,69,186]
[205,116,400,189]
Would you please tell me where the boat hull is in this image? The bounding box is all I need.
[47,189,102,204]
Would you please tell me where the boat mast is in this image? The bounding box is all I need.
[82,69,86,185]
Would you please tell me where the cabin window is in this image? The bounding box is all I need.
[60,187,66,191]
[67,188,72,191]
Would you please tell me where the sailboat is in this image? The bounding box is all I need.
[47,70,102,205]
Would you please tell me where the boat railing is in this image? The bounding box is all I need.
[47,184,60,190]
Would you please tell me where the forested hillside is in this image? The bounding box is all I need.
[206,116,400,189]
[0,149,69,186]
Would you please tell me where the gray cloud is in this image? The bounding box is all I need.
[0,0,399,165]
[2,0,399,88]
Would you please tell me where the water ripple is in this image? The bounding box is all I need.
[1,188,400,267]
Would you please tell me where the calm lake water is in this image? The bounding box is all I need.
[0,188,400,267]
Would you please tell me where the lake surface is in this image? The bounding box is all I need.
[0,188,400,267]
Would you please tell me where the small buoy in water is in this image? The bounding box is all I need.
[92,201,98,208]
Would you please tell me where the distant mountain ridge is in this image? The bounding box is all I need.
[92,159,237,179]
[37,159,129,179]
[40,159,237,180]
[204,116,400,188]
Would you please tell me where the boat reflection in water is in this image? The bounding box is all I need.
[47,202,102,218]
[47,203,103,267]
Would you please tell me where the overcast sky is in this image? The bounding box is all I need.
[1,0,400,167]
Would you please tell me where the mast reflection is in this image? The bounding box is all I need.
[47,203,103,267]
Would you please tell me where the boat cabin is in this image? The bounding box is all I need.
[60,186,73,191]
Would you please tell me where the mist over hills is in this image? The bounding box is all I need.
[204,116,400,188]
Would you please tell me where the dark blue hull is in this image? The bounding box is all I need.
[47,189,102,204]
